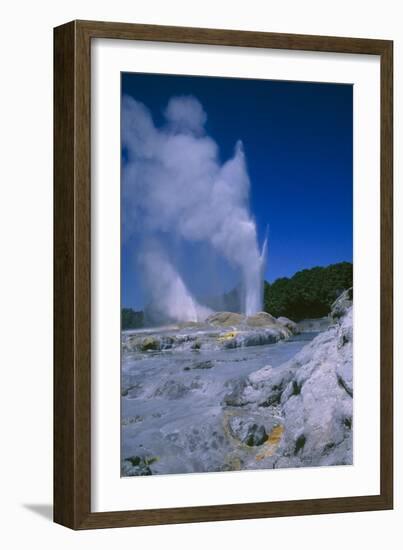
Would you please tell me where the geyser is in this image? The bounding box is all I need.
[122,95,267,323]
[244,233,268,316]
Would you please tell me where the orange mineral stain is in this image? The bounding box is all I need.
[256,424,284,461]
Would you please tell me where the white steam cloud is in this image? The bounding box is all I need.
[122,94,266,323]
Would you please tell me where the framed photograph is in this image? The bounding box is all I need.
[54,20,393,529]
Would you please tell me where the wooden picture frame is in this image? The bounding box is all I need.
[54,20,393,529]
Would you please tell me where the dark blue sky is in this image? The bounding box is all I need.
[121,72,352,309]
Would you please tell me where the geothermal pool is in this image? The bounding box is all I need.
[121,327,317,476]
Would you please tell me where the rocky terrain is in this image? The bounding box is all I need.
[122,311,298,354]
[224,289,353,469]
[297,316,333,333]
[121,290,353,475]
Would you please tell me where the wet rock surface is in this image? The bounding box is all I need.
[122,311,299,355]
[121,304,352,475]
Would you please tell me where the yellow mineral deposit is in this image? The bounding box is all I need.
[255,424,284,461]
[217,331,238,341]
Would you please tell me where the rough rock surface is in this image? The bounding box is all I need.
[123,310,298,353]
[121,455,158,476]
[246,312,278,327]
[276,316,299,334]
[221,301,353,468]
[222,362,297,408]
[278,305,353,467]
[206,311,245,326]
[297,317,333,333]
[330,287,353,321]
[121,300,352,474]
[228,416,268,446]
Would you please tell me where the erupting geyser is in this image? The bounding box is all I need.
[244,234,268,316]
[122,95,268,323]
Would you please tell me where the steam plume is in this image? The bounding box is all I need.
[122,94,266,322]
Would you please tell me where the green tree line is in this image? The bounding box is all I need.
[122,262,353,328]
[122,308,144,330]
[263,262,352,321]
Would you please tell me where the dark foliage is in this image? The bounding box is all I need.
[264,262,352,321]
[122,308,144,330]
